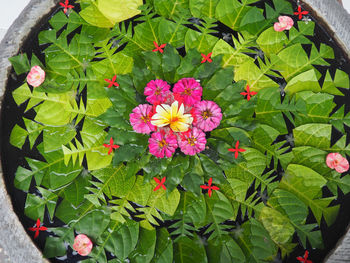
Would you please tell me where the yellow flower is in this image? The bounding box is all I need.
[151,101,193,132]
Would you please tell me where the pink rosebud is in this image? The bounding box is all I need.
[27,66,45,87]
[326,153,349,173]
[274,16,294,32]
[73,234,93,256]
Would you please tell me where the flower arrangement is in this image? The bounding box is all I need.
[4,0,350,262]
[130,78,222,157]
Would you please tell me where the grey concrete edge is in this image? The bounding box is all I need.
[0,0,349,262]
[0,1,59,262]
[303,1,350,262]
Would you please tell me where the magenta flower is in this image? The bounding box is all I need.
[27,66,45,87]
[130,104,156,134]
[179,128,206,155]
[274,16,294,32]
[173,78,202,106]
[149,131,178,158]
[144,79,171,104]
[73,234,93,256]
[193,100,222,132]
[326,153,349,173]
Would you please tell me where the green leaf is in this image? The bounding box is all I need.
[80,1,114,28]
[256,27,287,57]
[212,36,255,69]
[235,219,277,262]
[268,189,323,248]
[43,237,67,258]
[24,188,58,221]
[204,191,234,241]
[154,0,190,19]
[104,220,139,260]
[215,0,259,30]
[259,206,295,245]
[251,124,293,169]
[293,123,350,154]
[189,0,219,18]
[174,235,208,263]
[234,59,279,92]
[151,229,173,263]
[207,236,246,263]
[75,209,110,241]
[279,164,339,226]
[9,53,31,74]
[158,18,188,49]
[129,228,156,263]
[63,173,91,207]
[169,192,206,240]
[62,118,112,170]
[98,0,143,25]
[15,144,81,191]
[273,43,334,81]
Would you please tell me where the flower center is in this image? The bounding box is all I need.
[158,139,167,148]
[187,136,197,146]
[151,101,193,132]
[141,115,150,123]
[155,87,161,95]
[202,110,212,120]
[183,87,192,96]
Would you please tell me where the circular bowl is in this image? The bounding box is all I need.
[0,0,349,262]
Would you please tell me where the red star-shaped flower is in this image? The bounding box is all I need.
[153,42,167,53]
[200,177,220,197]
[59,0,74,14]
[294,5,309,20]
[104,75,119,88]
[228,141,246,159]
[153,177,166,191]
[240,85,257,101]
[103,137,120,155]
[28,218,47,239]
[297,251,312,263]
[201,52,213,63]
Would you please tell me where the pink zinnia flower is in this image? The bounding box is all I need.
[130,104,156,134]
[27,66,45,87]
[144,79,171,104]
[73,234,93,256]
[149,131,178,158]
[179,128,206,155]
[274,16,294,32]
[326,153,349,173]
[193,100,222,132]
[173,78,202,106]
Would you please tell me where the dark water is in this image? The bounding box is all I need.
[1,1,350,263]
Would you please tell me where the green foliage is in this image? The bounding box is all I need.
[8,0,350,262]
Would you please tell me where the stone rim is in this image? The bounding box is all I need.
[0,0,349,262]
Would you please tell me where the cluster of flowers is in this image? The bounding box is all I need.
[129,78,222,158]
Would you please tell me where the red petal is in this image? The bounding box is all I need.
[212,186,220,190]
[208,177,213,185]
[200,185,209,189]
[154,177,160,184]
[161,177,166,183]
